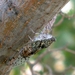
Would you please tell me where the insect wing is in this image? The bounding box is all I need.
[12,55,27,68]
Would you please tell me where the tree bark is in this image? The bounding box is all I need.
[0,0,69,75]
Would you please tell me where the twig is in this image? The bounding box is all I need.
[26,45,75,75]
[33,46,66,66]
[65,48,75,54]
[45,64,53,75]
[54,16,64,27]
[62,65,75,75]
[53,11,75,28]
[33,45,75,66]
[59,11,75,19]
[26,61,35,75]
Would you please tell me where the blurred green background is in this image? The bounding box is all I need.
[9,0,75,75]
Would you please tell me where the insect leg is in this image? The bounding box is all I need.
[30,28,39,35]
[28,35,33,41]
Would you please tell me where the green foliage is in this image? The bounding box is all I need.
[53,0,75,67]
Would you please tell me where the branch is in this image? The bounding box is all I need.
[45,64,53,75]
[33,46,75,66]
[54,16,64,27]
[26,61,35,75]
[65,48,75,54]
[59,11,75,19]
[62,66,75,75]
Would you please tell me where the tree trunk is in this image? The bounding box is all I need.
[0,0,69,75]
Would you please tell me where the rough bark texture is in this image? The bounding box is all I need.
[0,0,69,75]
